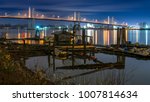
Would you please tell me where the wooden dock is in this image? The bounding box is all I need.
[97,47,150,60]
[56,45,95,51]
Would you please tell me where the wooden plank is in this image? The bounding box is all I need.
[56,45,95,49]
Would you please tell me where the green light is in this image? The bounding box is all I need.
[36,26,40,29]
[44,27,47,29]
[145,25,149,28]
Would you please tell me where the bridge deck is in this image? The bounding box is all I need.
[0,16,127,27]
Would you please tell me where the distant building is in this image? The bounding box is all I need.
[138,22,149,29]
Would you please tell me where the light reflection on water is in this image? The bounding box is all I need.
[2,29,150,84]
[128,30,150,45]
[2,29,150,45]
[87,29,150,45]
[25,53,150,85]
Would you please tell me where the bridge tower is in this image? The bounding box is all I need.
[112,17,114,24]
[28,7,31,18]
[108,16,110,24]
[107,16,115,24]
[27,7,35,42]
[73,12,76,21]
[72,11,81,37]
[73,11,80,24]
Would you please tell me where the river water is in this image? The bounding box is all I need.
[1,28,150,85]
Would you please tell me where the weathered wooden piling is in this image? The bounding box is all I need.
[122,28,126,45]
[117,27,127,47]
[53,36,56,72]
[82,29,86,54]
[82,29,87,64]
[72,25,76,67]
[117,28,121,47]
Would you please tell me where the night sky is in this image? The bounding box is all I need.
[0,0,150,25]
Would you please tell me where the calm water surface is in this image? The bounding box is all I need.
[1,29,150,84]
[25,54,150,85]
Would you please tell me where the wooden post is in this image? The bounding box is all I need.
[82,29,86,52]
[122,28,126,45]
[72,26,75,67]
[117,28,121,48]
[94,30,96,45]
[92,47,95,56]
[117,55,125,69]
[82,29,87,64]
[48,41,50,47]
[72,24,80,66]
[53,35,55,72]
